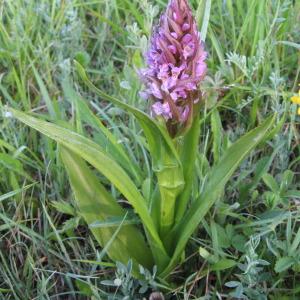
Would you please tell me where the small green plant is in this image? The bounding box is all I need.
[226,236,270,299]
[267,214,300,274]
[100,261,159,299]
[262,170,300,209]
[8,0,276,281]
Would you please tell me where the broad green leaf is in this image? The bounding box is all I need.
[289,226,300,255]
[239,141,283,199]
[75,280,93,297]
[11,108,170,270]
[210,259,236,271]
[60,147,153,270]
[210,220,228,258]
[51,200,76,216]
[199,247,218,264]
[262,173,279,192]
[161,115,275,276]
[275,257,294,273]
[175,115,201,223]
[280,170,294,192]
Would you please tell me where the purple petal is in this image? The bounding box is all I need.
[168,45,177,54]
[182,34,193,45]
[180,106,190,122]
[152,102,172,120]
[139,91,150,100]
[183,43,195,59]
[182,23,190,31]
[171,32,178,39]
[150,82,163,99]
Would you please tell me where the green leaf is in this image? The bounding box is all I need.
[75,280,93,297]
[280,170,294,192]
[239,141,282,199]
[10,108,170,271]
[231,234,247,252]
[210,259,236,271]
[60,147,153,270]
[74,51,91,67]
[214,222,231,249]
[289,226,300,256]
[175,115,201,223]
[51,200,76,216]
[90,215,140,228]
[161,115,275,276]
[199,247,218,264]
[262,173,279,192]
[275,257,294,273]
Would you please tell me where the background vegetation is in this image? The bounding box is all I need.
[0,0,299,299]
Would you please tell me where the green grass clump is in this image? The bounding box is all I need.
[0,0,299,299]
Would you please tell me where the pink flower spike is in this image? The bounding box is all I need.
[139,0,207,130]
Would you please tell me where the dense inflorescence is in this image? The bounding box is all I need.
[140,0,207,130]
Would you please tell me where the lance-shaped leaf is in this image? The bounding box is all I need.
[10,108,170,270]
[60,146,153,271]
[161,115,276,277]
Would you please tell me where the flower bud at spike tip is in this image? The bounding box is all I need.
[139,0,207,135]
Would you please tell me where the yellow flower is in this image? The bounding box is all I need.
[291,87,300,115]
[291,93,300,105]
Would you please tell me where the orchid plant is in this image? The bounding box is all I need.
[10,0,275,279]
